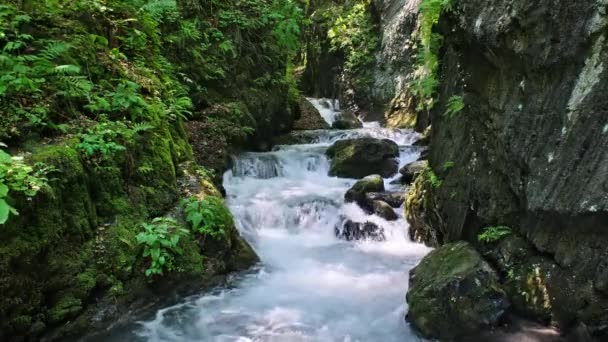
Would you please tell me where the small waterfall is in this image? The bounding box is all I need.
[306,97,341,125]
[105,98,431,342]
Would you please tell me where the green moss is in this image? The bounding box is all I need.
[174,235,205,276]
[98,220,139,281]
[48,296,83,324]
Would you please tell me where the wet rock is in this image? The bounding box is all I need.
[365,191,405,208]
[344,175,385,210]
[405,173,445,247]
[326,138,399,178]
[335,219,385,241]
[331,110,363,129]
[407,242,509,339]
[399,160,428,184]
[481,235,599,331]
[372,200,398,221]
[292,97,330,130]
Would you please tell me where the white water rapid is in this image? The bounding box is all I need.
[104,100,431,341]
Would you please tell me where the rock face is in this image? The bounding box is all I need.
[371,0,422,128]
[402,0,608,337]
[326,138,399,178]
[344,175,385,210]
[407,242,509,339]
[336,219,385,241]
[399,160,428,184]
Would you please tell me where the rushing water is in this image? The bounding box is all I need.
[104,99,431,341]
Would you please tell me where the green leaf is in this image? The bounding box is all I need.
[151,247,161,261]
[0,183,8,197]
[0,198,11,224]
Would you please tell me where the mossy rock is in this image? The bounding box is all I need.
[326,138,399,178]
[406,241,509,339]
[481,235,607,331]
[405,172,445,247]
[344,174,385,211]
[399,160,428,184]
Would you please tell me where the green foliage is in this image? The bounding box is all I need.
[76,117,153,163]
[444,95,464,118]
[478,226,512,243]
[328,0,379,91]
[182,196,232,240]
[424,168,443,188]
[0,5,93,138]
[0,146,53,224]
[412,0,452,111]
[136,217,189,277]
[442,160,455,171]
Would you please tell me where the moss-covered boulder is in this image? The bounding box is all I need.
[405,172,446,247]
[344,175,385,211]
[406,242,509,339]
[326,138,399,178]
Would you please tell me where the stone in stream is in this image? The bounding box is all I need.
[399,160,428,184]
[406,241,509,340]
[371,200,398,221]
[331,110,363,129]
[365,191,406,208]
[326,138,399,178]
[335,219,385,241]
[344,175,385,211]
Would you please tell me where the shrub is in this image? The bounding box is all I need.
[136,217,189,277]
[0,146,53,224]
[182,195,232,240]
[411,0,452,111]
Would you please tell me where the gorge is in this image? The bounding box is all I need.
[0,0,606,341]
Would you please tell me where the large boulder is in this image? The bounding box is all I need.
[372,200,398,221]
[292,97,330,130]
[331,110,363,129]
[406,242,509,340]
[326,138,399,178]
[365,191,405,208]
[335,219,385,241]
[399,160,428,184]
[345,175,385,211]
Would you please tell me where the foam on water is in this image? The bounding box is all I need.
[101,99,431,342]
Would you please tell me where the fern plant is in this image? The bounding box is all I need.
[478,226,512,243]
[444,95,464,118]
[136,217,189,277]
